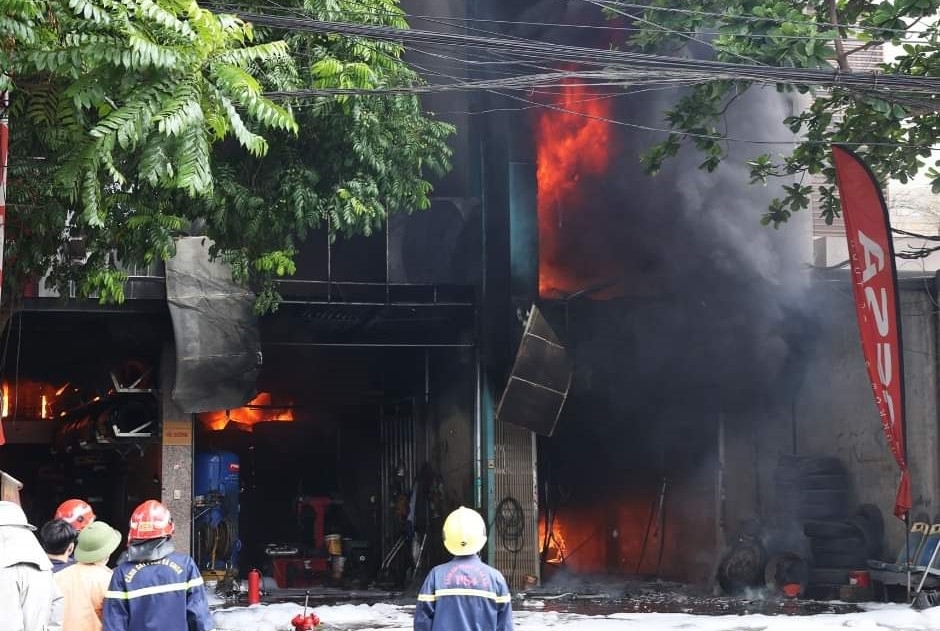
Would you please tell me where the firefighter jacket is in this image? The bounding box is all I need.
[0,525,64,631]
[414,554,513,631]
[102,546,214,631]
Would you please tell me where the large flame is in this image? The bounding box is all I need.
[198,392,294,432]
[538,494,665,575]
[535,81,621,299]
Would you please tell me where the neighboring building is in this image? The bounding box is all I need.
[812,41,940,272]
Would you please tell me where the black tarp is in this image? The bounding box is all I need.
[165,237,260,413]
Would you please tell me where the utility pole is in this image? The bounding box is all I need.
[0,90,6,447]
[0,90,7,309]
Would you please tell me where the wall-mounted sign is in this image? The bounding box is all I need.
[163,420,193,446]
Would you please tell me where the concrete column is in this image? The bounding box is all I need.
[160,342,193,555]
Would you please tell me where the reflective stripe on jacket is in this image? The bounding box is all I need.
[102,552,213,631]
[414,554,513,631]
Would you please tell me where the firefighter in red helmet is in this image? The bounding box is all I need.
[102,500,214,631]
[55,498,96,531]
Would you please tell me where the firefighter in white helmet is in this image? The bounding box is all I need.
[414,506,513,631]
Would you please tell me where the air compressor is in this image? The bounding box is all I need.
[194,451,241,580]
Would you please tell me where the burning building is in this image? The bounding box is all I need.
[2,0,939,605]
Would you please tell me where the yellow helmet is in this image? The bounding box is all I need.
[443,506,487,556]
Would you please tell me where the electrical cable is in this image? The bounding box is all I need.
[235,13,940,97]
[495,496,525,554]
[219,0,940,40]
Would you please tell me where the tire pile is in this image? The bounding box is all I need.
[774,455,884,594]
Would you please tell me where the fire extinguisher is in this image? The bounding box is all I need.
[247,569,261,605]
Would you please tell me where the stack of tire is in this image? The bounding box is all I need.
[773,455,884,595]
[804,505,884,571]
[774,455,850,522]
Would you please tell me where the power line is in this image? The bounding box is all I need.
[235,12,940,100]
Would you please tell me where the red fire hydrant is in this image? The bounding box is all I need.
[290,613,321,630]
[247,569,261,605]
[291,592,321,630]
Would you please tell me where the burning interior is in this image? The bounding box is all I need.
[500,1,817,589]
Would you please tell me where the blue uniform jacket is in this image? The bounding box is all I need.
[414,554,513,631]
[102,551,214,631]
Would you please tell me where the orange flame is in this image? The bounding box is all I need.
[0,381,61,419]
[538,494,663,575]
[198,392,294,432]
[535,81,621,299]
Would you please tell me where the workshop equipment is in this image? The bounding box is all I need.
[269,496,341,588]
[194,451,240,579]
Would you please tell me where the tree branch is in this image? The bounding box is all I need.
[844,40,883,57]
[828,0,850,72]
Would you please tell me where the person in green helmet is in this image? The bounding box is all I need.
[55,521,122,631]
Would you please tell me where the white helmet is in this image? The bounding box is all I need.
[443,506,487,556]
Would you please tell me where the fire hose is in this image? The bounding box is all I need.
[196,519,235,570]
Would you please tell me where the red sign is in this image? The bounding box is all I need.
[832,145,911,518]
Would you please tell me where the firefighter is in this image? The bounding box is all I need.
[102,500,214,631]
[55,499,96,532]
[414,506,513,631]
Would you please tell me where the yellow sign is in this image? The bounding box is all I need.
[163,420,193,446]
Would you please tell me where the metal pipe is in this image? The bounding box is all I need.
[424,350,430,406]
[716,413,726,556]
[474,347,482,509]
[325,218,332,302]
[265,342,475,348]
[278,300,475,307]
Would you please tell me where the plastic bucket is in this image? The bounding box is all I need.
[849,570,870,588]
[325,534,342,556]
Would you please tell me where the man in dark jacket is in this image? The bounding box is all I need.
[39,519,77,573]
[102,500,214,631]
[414,506,513,631]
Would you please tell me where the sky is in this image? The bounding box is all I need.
[212,600,940,631]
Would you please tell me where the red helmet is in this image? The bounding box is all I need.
[128,500,174,542]
[54,499,96,531]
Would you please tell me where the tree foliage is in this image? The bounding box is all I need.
[2,0,452,310]
[610,0,940,231]
[200,0,454,312]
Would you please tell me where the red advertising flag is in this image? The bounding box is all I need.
[832,145,911,518]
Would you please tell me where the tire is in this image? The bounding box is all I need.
[855,504,884,549]
[811,537,867,554]
[814,551,868,569]
[804,521,861,539]
[799,503,850,521]
[778,456,845,476]
[801,473,849,491]
[800,489,850,505]
[718,540,767,595]
[764,552,810,591]
[810,568,849,585]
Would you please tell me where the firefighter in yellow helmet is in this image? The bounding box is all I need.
[414,506,513,631]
